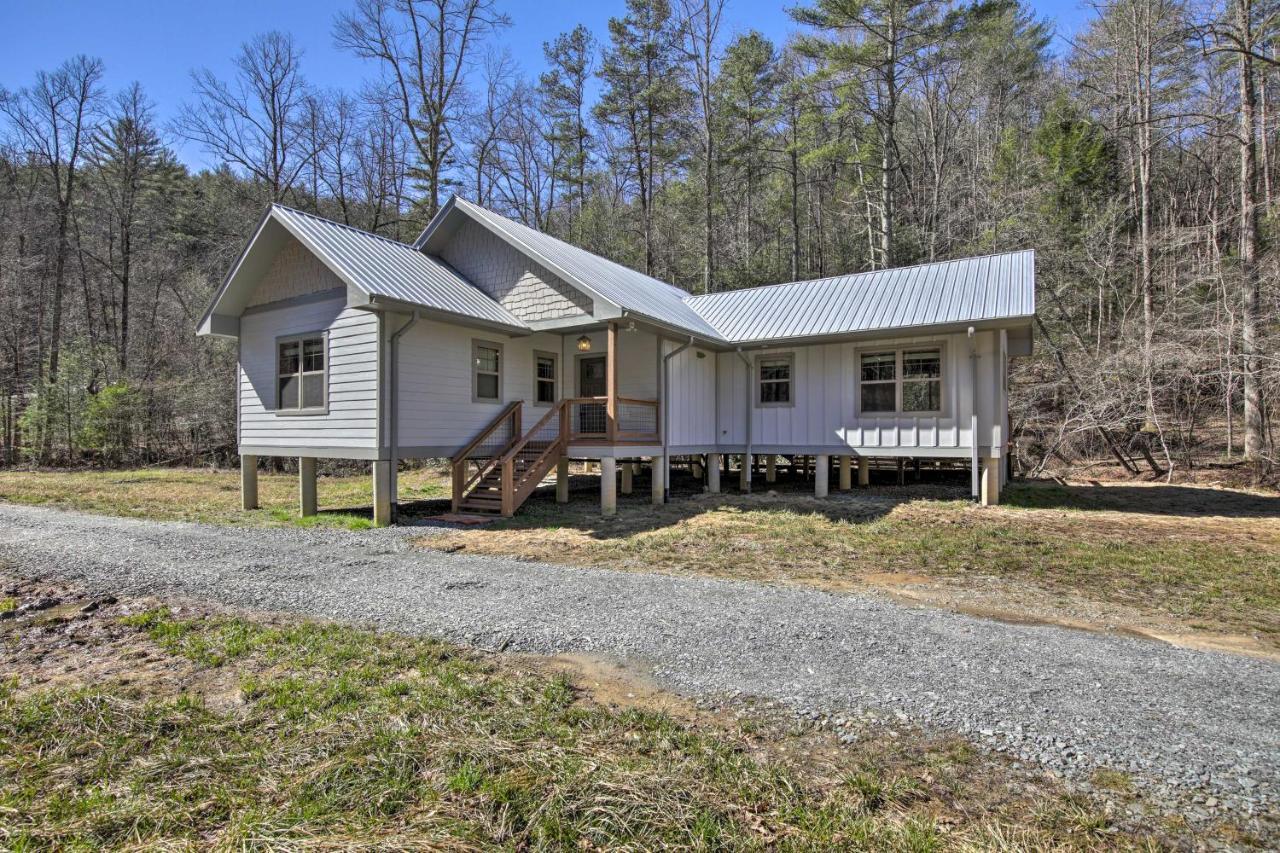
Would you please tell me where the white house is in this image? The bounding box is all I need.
[198,197,1035,525]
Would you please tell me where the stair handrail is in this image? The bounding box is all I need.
[451,401,522,511]
[497,400,569,514]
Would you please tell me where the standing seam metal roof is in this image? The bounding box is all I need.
[254,202,1033,346]
[270,204,527,330]
[685,250,1035,343]
[440,198,726,339]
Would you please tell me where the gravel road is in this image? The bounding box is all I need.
[1,503,1276,818]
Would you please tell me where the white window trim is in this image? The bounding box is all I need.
[533,349,559,407]
[471,339,504,404]
[754,351,796,409]
[855,343,947,417]
[274,331,328,417]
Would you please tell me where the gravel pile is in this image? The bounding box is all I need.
[1,503,1275,821]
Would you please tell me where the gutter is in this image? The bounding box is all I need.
[388,310,423,521]
[661,336,695,497]
[734,347,753,494]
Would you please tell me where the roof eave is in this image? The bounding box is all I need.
[718,314,1037,349]
[361,293,532,336]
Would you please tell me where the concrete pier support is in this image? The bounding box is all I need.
[765,456,776,483]
[815,454,830,497]
[601,457,617,516]
[651,455,665,505]
[739,453,751,492]
[857,456,870,487]
[707,453,721,493]
[556,457,569,503]
[299,457,317,517]
[621,463,633,495]
[241,455,259,510]
[373,460,393,526]
[838,455,852,490]
[981,456,1002,506]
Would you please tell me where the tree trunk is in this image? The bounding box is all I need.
[1238,0,1266,462]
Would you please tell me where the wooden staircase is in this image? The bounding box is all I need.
[451,401,568,517]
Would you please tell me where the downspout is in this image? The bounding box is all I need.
[968,326,979,500]
[388,310,422,521]
[661,335,695,497]
[735,347,753,494]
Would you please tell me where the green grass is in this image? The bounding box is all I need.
[0,608,1149,850]
[0,467,449,529]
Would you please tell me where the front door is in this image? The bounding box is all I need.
[578,356,607,435]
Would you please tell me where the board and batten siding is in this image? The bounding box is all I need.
[238,295,381,454]
[662,339,717,448]
[708,329,1007,455]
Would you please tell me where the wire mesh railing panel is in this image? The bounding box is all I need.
[617,401,658,437]
[571,400,608,437]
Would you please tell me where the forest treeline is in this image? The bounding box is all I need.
[0,0,1274,477]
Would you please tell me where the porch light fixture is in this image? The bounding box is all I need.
[576,335,592,352]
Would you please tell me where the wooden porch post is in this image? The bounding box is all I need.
[241,454,259,510]
[373,460,393,526]
[606,321,618,442]
[299,457,317,517]
[556,457,570,503]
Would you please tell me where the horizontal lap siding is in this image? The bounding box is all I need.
[239,297,380,450]
[396,318,563,449]
[715,330,999,454]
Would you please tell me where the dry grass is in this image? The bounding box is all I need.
[0,465,451,529]
[422,477,1280,646]
[0,576,1193,850]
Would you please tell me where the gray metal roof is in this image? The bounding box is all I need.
[686,250,1036,344]
[271,204,527,330]
[433,198,725,340]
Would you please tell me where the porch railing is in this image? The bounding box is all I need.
[450,401,521,511]
[565,396,659,443]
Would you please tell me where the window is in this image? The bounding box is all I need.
[534,351,557,405]
[902,349,942,412]
[277,334,326,412]
[472,340,503,402]
[859,352,896,413]
[757,353,794,407]
[859,347,944,414]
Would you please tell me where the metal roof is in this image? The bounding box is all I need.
[270,204,528,330]
[428,198,725,340]
[686,250,1036,344]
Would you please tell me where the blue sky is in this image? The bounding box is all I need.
[1,0,1091,169]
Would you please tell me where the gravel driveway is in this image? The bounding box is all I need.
[1,503,1276,818]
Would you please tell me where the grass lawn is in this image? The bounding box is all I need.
[423,477,1280,648]
[0,579,1194,850]
[0,465,451,529]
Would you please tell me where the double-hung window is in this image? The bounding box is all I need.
[277,334,326,413]
[757,354,794,407]
[472,340,503,402]
[534,351,557,404]
[859,347,943,414]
